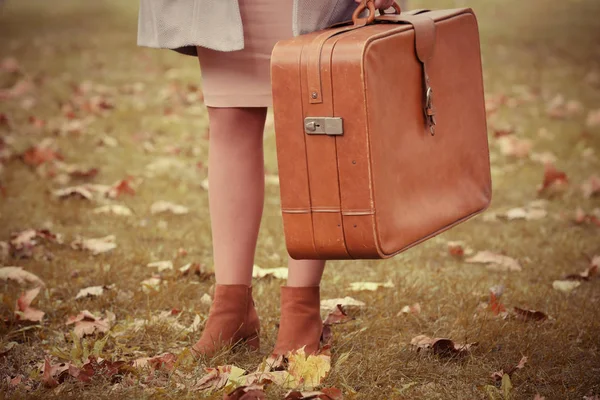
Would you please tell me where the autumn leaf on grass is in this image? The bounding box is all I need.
[42,357,70,388]
[106,177,137,199]
[537,163,568,194]
[410,335,478,357]
[75,284,115,300]
[348,280,394,291]
[53,184,111,200]
[140,276,162,293]
[574,207,600,227]
[489,289,506,316]
[552,280,581,293]
[563,257,599,281]
[253,265,288,279]
[491,356,528,382]
[320,297,365,312]
[147,260,174,272]
[10,228,63,258]
[192,365,247,392]
[287,347,331,390]
[323,305,353,326]
[284,388,343,400]
[15,287,44,322]
[150,201,189,215]
[66,310,115,338]
[0,266,44,287]
[71,235,116,255]
[500,203,548,221]
[497,136,532,158]
[21,145,63,167]
[546,95,583,119]
[581,175,600,198]
[465,251,522,272]
[224,384,267,400]
[179,262,214,280]
[447,240,474,257]
[397,303,422,316]
[132,353,177,372]
[513,307,548,322]
[529,151,558,165]
[93,205,133,217]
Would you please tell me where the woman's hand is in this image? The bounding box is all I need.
[354,0,396,9]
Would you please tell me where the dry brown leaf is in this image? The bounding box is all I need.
[581,175,600,198]
[75,284,114,300]
[284,388,343,400]
[15,287,44,322]
[563,259,598,281]
[147,260,174,272]
[71,235,116,255]
[225,384,267,400]
[132,352,177,371]
[497,136,533,158]
[21,145,63,167]
[491,356,528,382]
[446,240,474,257]
[0,266,45,287]
[150,201,189,215]
[320,297,365,312]
[323,305,352,326]
[465,251,522,272]
[106,178,137,199]
[397,303,421,316]
[192,365,246,392]
[501,206,547,221]
[65,310,115,338]
[574,207,600,227]
[513,307,548,322]
[410,335,477,357]
[552,280,581,293]
[9,229,63,258]
[537,163,568,194]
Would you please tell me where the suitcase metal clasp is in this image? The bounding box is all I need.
[424,86,437,136]
[304,117,344,136]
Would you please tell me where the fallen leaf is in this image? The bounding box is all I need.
[397,303,421,316]
[489,292,506,315]
[200,293,212,306]
[42,357,65,388]
[192,365,247,392]
[0,266,45,287]
[287,347,331,390]
[75,285,114,300]
[9,228,63,258]
[537,163,568,194]
[179,262,213,280]
[320,297,366,312]
[574,208,600,227]
[66,310,115,338]
[502,206,547,221]
[147,260,174,272]
[581,175,600,198]
[410,335,477,357]
[564,260,598,281]
[348,280,394,291]
[323,305,352,325]
[253,265,288,280]
[150,201,189,215]
[284,388,343,400]
[106,178,137,199]
[497,136,532,158]
[225,384,267,400]
[141,276,162,293]
[501,373,513,399]
[21,145,62,167]
[71,235,116,255]
[15,287,44,322]
[529,151,558,165]
[552,280,581,293]
[465,251,522,272]
[446,240,474,257]
[93,205,133,216]
[132,352,177,371]
[513,307,548,322]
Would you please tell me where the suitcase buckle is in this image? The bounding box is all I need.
[424,86,437,136]
[304,117,344,136]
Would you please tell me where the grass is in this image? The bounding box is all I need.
[1,0,600,398]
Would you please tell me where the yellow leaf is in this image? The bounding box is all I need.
[287,347,331,390]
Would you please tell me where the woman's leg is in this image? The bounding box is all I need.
[207,106,267,285]
[286,257,326,287]
[192,106,266,357]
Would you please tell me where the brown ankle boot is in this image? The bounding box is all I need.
[191,284,260,358]
[272,286,323,356]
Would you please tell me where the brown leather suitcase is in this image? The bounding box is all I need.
[271,1,492,260]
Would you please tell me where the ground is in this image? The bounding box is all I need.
[0,0,599,399]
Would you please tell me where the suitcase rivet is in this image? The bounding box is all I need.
[353,224,357,228]
[311,91,318,99]
[352,160,356,165]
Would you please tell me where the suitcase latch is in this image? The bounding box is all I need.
[304,117,344,136]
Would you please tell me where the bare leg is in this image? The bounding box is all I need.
[286,256,326,287]
[207,106,267,286]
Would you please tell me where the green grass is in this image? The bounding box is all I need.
[1,0,599,398]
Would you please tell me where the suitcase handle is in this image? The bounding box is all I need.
[352,0,402,26]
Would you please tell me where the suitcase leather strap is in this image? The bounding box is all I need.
[377,13,438,134]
